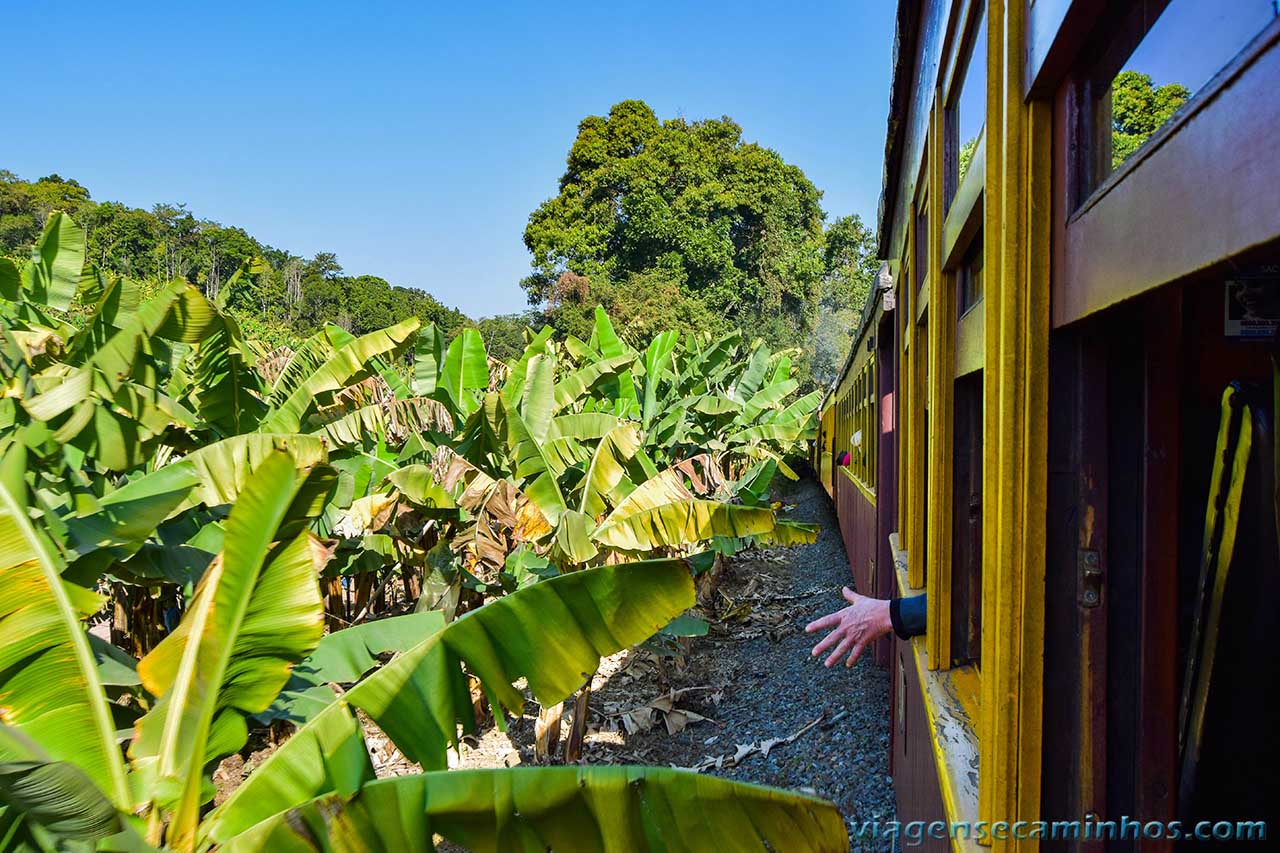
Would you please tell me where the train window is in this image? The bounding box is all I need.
[1081,0,1277,198]
[958,236,984,316]
[945,2,986,213]
[950,371,983,666]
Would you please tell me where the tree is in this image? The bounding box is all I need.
[0,170,466,346]
[474,312,540,361]
[809,214,878,388]
[1111,70,1189,169]
[523,100,825,380]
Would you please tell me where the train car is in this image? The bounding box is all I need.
[819,0,1280,849]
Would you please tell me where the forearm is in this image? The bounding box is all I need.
[889,594,927,639]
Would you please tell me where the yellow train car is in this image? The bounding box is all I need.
[819,0,1280,848]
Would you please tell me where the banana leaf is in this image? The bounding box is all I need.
[221,766,848,853]
[552,354,636,411]
[22,212,85,313]
[0,446,130,808]
[579,423,641,519]
[258,318,420,433]
[594,499,777,551]
[170,433,328,512]
[128,453,330,849]
[436,328,488,416]
[518,351,556,445]
[201,559,695,845]
[640,330,679,429]
[0,758,134,851]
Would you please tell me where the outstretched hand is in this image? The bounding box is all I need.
[804,587,893,668]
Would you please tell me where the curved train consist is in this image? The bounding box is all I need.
[817,0,1280,849]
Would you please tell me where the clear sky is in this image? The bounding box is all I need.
[8,1,896,319]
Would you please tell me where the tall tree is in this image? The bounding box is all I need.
[523,100,825,379]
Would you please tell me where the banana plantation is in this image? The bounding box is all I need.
[0,214,845,851]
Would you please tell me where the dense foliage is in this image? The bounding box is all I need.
[1110,70,1190,169]
[521,100,877,388]
[0,214,841,851]
[0,170,467,348]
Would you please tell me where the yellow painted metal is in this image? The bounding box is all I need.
[909,302,929,591]
[899,231,914,564]
[926,88,957,672]
[894,549,983,852]
[956,299,985,377]
[975,0,1049,843]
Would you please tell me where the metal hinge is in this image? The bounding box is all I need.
[1078,549,1103,608]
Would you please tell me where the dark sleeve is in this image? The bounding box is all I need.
[890,594,927,639]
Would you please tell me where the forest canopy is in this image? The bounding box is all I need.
[522,100,877,388]
[0,170,468,348]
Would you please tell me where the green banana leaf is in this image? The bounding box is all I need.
[221,766,848,853]
[258,611,448,725]
[594,499,777,551]
[0,758,132,850]
[504,400,566,526]
[552,353,636,411]
[201,559,696,845]
[739,378,799,424]
[303,612,448,686]
[640,330,679,429]
[258,318,420,433]
[265,329,339,406]
[498,326,553,409]
[60,461,200,554]
[725,421,806,447]
[579,423,641,519]
[519,351,556,445]
[170,433,328,512]
[437,327,488,416]
[546,412,622,441]
[411,323,446,397]
[0,446,130,808]
[752,520,820,546]
[128,453,330,849]
[188,316,266,435]
[21,212,85,313]
[0,257,20,302]
[315,397,454,448]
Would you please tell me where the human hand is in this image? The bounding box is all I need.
[804,587,893,668]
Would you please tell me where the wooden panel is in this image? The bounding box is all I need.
[891,643,951,853]
[837,473,878,596]
[1054,22,1280,327]
[1134,290,1180,843]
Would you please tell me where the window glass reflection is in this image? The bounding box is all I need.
[1090,0,1277,191]
[946,5,987,211]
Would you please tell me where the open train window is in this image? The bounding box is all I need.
[1075,0,1278,203]
[950,370,983,667]
[945,1,986,214]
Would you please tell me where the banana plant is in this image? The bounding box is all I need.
[0,449,845,852]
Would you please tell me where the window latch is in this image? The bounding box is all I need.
[1078,549,1103,608]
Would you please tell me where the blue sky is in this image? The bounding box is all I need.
[8,1,895,318]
